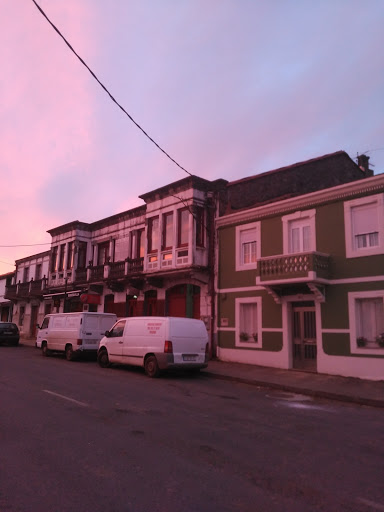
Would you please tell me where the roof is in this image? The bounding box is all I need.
[225,151,367,212]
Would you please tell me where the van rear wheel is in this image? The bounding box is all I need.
[98,349,110,368]
[144,355,160,378]
[65,345,75,361]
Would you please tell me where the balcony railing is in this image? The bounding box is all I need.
[89,265,104,281]
[127,257,144,273]
[109,261,125,279]
[257,252,330,284]
[75,268,87,283]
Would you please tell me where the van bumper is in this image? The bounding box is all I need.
[155,353,208,370]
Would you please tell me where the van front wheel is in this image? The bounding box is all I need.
[144,356,160,378]
[98,349,110,368]
[65,345,75,361]
[42,341,49,357]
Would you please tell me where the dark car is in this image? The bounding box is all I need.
[0,322,20,346]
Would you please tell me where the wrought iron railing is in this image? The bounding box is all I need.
[127,257,144,273]
[89,265,104,281]
[109,261,125,279]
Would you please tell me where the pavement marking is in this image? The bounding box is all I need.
[357,498,384,511]
[43,390,90,408]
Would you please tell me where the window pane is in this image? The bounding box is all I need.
[303,226,311,251]
[356,298,384,341]
[290,227,300,253]
[178,209,189,246]
[243,241,256,264]
[163,213,173,249]
[240,302,257,340]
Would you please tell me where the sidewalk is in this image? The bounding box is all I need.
[20,338,384,408]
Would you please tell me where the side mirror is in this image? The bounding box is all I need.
[36,324,40,330]
[104,330,110,337]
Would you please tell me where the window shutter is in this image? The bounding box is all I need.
[352,203,378,235]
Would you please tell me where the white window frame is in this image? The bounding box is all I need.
[235,221,260,271]
[235,297,262,348]
[344,194,384,258]
[348,290,384,355]
[282,209,316,254]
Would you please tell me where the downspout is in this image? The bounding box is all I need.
[207,191,216,359]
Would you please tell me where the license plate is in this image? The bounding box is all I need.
[183,355,197,361]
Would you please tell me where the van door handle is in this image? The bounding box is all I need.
[118,341,123,344]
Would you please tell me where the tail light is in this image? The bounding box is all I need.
[164,340,173,353]
[77,339,83,346]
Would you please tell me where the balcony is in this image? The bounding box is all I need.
[4,279,47,300]
[72,258,144,286]
[256,252,330,285]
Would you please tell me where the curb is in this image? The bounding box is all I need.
[201,371,384,409]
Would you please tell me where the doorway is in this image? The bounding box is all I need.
[30,305,39,338]
[292,304,317,371]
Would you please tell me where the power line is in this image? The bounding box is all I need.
[31,0,193,177]
[0,243,51,247]
[0,260,15,267]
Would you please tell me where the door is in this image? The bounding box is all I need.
[30,305,39,338]
[105,319,126,363]
[292,305,317,371]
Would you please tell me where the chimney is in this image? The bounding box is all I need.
[357,154,373,177]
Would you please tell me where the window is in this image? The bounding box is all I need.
[236,222,260,271]
[178,208,189,247]
[115,236,129,261]
[97,241,110,265]
[344,195,384,258]
[66,242,74,270]
[148,217,159,253]
[77,241,88,269]
[348,291,384,353]
[35,264,42,281]
[58,244,65,271]
[162,212,174,250]
[235,297,262,347]
[282,209,316,254]
[41,317,50,329]
[23,267,29,283]
[109,320,126,338]
[51,246,58,272]
[195,207,205,247]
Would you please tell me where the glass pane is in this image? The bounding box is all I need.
[164,213,173,248]
[179,210,189,245]
[303,226,311,251]
[290,227,300,253]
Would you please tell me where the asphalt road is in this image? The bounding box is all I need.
[1,345,384,512]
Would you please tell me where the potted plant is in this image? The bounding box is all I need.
[357,336,367,347]
[376,333,384,348]
[239,332,249,341]
[252,333,258,342]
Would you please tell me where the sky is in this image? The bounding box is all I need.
[1,0,383,275]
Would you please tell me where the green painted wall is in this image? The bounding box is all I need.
[316,201,384,279]
[260,217,282,256]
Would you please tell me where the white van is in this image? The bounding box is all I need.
[36,312,117,361]
[98,316,209,377]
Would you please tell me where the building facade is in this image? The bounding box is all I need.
[0,272,15,322]
[37,176,226,352]
[4,252,50,339]
[215,153,383,380]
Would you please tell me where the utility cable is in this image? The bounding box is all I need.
[31,0,193,177]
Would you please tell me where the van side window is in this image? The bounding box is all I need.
[109,320,126,337]
[41,317,50,329]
